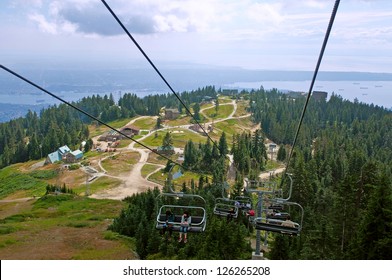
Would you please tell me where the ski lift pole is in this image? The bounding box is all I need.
[255,191,263,256]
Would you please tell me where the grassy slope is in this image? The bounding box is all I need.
[0,194,136,259]
[0,159,132,259]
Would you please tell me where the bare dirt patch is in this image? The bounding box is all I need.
[0,221,136,260]
[0,197,137,260]
[0,198,35,219]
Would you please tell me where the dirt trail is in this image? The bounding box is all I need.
[259,167,286,180]
[89,149,162,200]
[87,101,283,200]
[89,116,163,200]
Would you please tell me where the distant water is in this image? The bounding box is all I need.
[1,80,391,110]
[0,89,155,106]
[1,67,391,109]
[223,80,392,109]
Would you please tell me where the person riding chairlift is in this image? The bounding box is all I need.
[178,211,191,243]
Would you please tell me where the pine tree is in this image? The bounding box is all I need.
[212,143,220,159]
[192,103,201,120]
[269,235,290,260]
[202,138,212,169]
[156,117,162,129]
[277,145,287,162]
[215,97,219,115]
[354,173,392,259]
[184,140,198,168]
[218,132,228,157]
[162,132,173,150]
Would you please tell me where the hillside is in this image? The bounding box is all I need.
[0,194,136,259]
[1,87,391,260]
[0,91,261,259]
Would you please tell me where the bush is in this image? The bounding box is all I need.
[69,164,80,170]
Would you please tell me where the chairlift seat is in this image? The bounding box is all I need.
[156,214,205,233]
[155,203,207,233]
[213,203,239,218]
[266,212,290,220]
[268,204,284,211]
[253,218,300,236]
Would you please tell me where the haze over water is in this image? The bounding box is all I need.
[224,80,392,109]
[0,68,391,109]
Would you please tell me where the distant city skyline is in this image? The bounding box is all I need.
[1,0,391,73]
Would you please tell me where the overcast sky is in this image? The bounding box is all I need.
[1,0,391,72]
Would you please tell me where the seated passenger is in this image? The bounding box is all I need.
[281,217,296,228]
[246,209,255,217]
[161,209,174,240]
[227,207,235,222]
[178,211,191,243]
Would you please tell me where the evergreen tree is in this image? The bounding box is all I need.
[183,140,198,168]
[218,132,228,157]
[215,97,219,115]
[162,132,173,149]
[353,173,392,259]
[202,138,212,169]
[192,103,201,121]
[277,145,287,162]
[269,235,290,260]
[212,143,220,159]
[84,139,93,152]
[156,117,162,129]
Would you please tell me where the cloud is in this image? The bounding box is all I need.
[303,0,328,9]
[25,0,219,36]
[61,5,149,35]
[247,2,284,25]
[10,0,43,9]
[28,13,57,34]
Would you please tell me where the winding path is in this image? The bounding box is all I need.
[87,99,279,200]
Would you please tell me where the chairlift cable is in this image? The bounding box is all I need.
[281,0,340,185]
[101,0,215,145]
[101,0,240,178]
[0,64,187,171]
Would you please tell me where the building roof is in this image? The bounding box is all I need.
[157,145,174,151]
[172,170,183,179]
[121,124,140,131]
[70,150,83,159]
[312,91,328,100]
[165,108,179,113]
[58,145,71,155]
[47,151,61,163]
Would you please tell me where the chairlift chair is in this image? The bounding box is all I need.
[266,211,290,220]
[245,180,277,193]
[156,192,207,233]
[212,182,241,219]
[253,200,304,236]
[234,195,253,211]
[253,217,300,236]
[213,197,239,218]
[213,202,239,218]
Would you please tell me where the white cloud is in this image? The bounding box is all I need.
[247,2,284,25]
[24,0,223,36]
[4,0,392,72]
[28,13,57,34]
[303,0,328,9]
